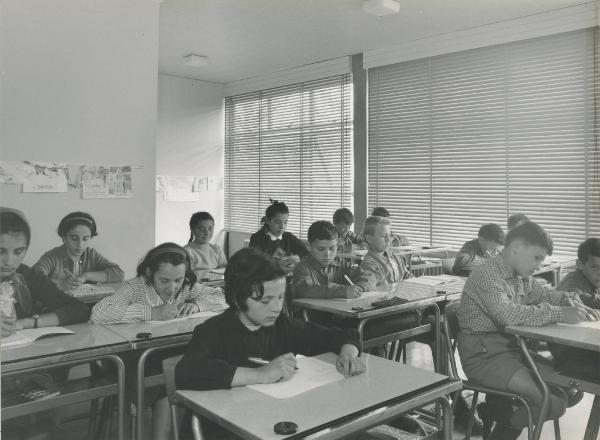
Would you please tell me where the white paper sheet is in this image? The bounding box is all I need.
[247,355,345,399]
[1,327,75,348]
[148,310,220,326]
[558,320,600,330]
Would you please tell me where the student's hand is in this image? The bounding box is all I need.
[562,305,590,324]
[566,296,600,321]
[150,304,179,321]
[344,285,363,299]
[272,247,287,260]
[258,353,297,383]
[177,302,199,317]
[278,256,300,272]
[59,275,83,292]
[336,344,366,377]
[0,313,16,337]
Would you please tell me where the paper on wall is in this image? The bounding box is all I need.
[82,165,132,199]
[163,176,200,201]
[193,176,207,192]
[207,176,223,191]
[0,161,36,184]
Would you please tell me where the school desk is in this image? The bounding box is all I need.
[506,322,600,440]
[70,282,123,304]
[102,313,217,440]
[174,352,461,440]
[293,290,446,372]
[532,255,576,287]
[1,322,129,440]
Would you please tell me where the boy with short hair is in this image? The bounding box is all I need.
[370,207,411,247]
[332,208,359,253]
[457,222,600,440]
[292,221,373,299]
[507,213,530,230]
[360,216,412,285]
[452,223,504,276]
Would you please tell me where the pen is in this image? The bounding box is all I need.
[344,274,354,285]
[248,356,299,370]
[64,268,77,278]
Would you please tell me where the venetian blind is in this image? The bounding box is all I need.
[368,29,599,254]
[225,75,353,237]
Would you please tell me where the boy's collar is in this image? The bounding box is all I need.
[266,231,283,241]
[306,253,340,269]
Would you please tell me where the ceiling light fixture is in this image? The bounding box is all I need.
[363,0,400,17]
[183,54,209,67]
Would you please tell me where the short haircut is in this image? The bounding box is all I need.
[478,223,505,245]
[332,208,354,225]
[264,198,289,220]
[307,221,337,242]
[189,211,215,242]
[371,207,390,217]
[0,210,31,246]
[507,213,530,230]
[578,238,600,263]
[505,222,553,255]
[136,242,197,287]
[57,212,98,238]
[362,216,391,237]
[224,247,287,312]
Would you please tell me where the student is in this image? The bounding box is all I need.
[550,238,600,379]
[249,199,308,271]
[184,211,227,281]
[457,222,600,440]
[332,208,359,253]
[360,216,413,286]
[34,211,124,293]
[292,220,372,299]
[175,247,365,438]
[91,242,226,324]
[507,213,530,230]
[371,207,411,246]
[0,207,90,440]
[452,223,504,277]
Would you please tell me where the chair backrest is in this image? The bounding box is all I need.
[162,355,184,404]
[442,258,456,275]
[443,301,462,379]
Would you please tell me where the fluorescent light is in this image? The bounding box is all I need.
[363,0,400,17]
[183,54,209,67]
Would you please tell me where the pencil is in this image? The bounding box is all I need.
[344,274,354,285]
[248,356,299,370]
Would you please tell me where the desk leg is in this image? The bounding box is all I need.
[107,354,126,440]
[439,396,453,440]
[191,415,204,440]
[584,395,600,440]
[517,336,549,440]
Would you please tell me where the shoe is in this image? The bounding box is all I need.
[567,389,584,407]
[477,402,494,440]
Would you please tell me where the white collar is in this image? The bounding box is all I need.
[266,231,283,241]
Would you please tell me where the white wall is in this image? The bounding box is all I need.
[0,0,159,278]
[155,74,224,247]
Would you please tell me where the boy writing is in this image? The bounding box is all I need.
[457,222,600,440]
[292,220,372,299]
[453,223,504,276]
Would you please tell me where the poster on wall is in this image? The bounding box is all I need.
[163,176,200,201]
[207,176,223,191]
[81,165,132,199]
[0,161,35,184]
[193,176,208,192]
[22,162,68,193]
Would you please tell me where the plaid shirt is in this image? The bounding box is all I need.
[337,231,359,253]
[292,254,374,299]
[458,255,574,334]
[360,250,413,286]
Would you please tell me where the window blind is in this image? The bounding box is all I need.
[368,29,599,254]
[225,75,353,237]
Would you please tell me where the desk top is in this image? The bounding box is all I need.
[175,353,455,440]
[506,321,600,353]
[1,323,130,372]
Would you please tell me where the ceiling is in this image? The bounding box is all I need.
[158,0,591,84]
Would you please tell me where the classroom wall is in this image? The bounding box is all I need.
[0,0,159,278]
[155,74,224,247]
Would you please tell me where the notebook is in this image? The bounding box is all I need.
[0,327,75,348]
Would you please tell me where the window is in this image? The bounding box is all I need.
[225,75,353,237]
[368,29,599,254]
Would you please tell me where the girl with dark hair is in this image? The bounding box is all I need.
[91,242,226,324]
[184,211,227,280]
[34,211,124,292]
[249,199,308,272]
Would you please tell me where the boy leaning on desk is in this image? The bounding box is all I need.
[176,247,365,439]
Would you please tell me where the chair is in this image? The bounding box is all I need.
[443,301,561,440]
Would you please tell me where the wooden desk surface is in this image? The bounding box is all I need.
[175,353,458,440]
[1,323,130,372]
[506,321,600,353]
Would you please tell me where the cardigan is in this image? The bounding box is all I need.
[360,250,412,286]
[452,238,497,277]
[33,245,124,287]
[175,307,358,390]
[184,242,227,280]
[249,229,308,258]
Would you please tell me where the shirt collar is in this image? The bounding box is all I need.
[266,231,283,241]
[493,254,514,280]
[305,253,341,271]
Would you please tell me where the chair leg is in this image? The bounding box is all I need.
[88,399,99,439]
[465,391,479,440]
[191,415,204,440]
[171,404,179,440]
[553,419,561,440]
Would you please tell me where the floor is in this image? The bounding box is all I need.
[4,342,595,440]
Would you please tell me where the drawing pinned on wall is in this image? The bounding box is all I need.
[193,176,208,192]
[82,165,132,199]
[207,176,223,191]
[163,176,200,202]
[0,161,36,184]
[22,162,69,193]
[156,176,165,192]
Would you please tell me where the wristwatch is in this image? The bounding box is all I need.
[32,314,40,329]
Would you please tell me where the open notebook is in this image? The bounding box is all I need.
[0,327,75,348]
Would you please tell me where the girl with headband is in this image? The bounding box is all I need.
[34,211,124,292]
